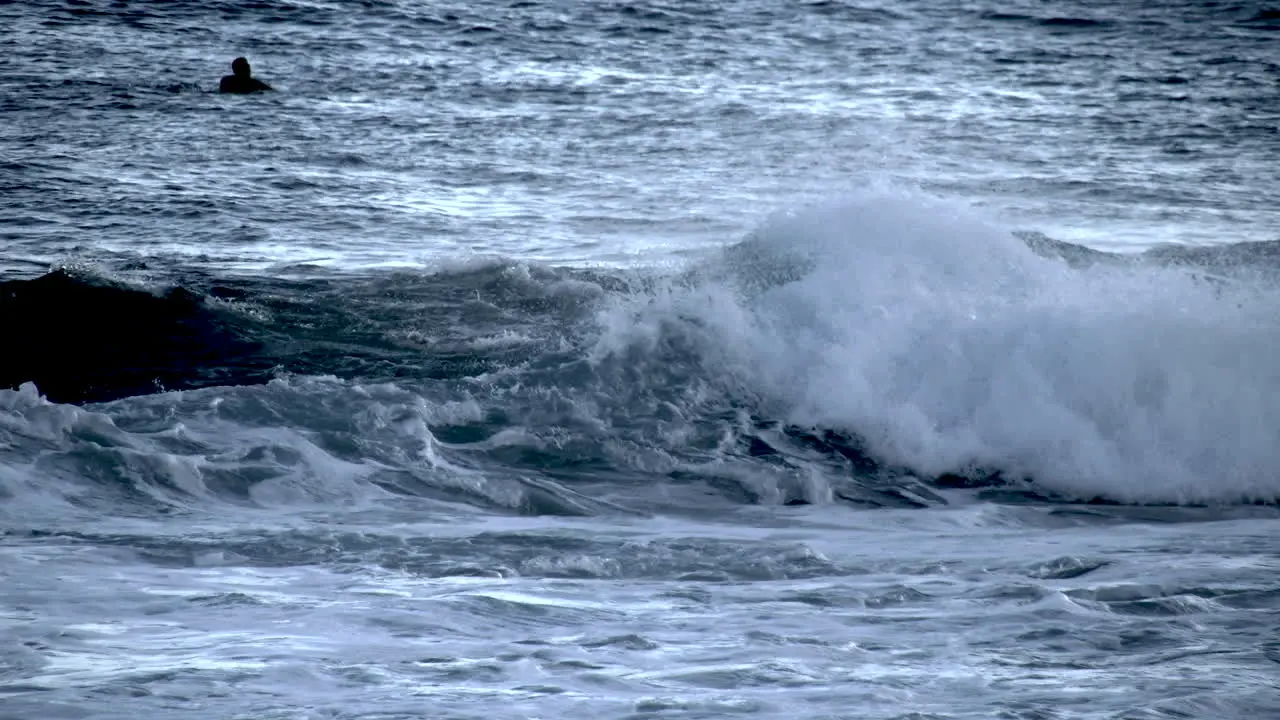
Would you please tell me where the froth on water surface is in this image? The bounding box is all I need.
[2,497,1278,719]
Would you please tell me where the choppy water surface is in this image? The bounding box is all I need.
[2,0,1279,718]
[4,0,1278,270]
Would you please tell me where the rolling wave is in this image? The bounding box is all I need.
[592,190,1280,506]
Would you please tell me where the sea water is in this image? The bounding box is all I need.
[2,1,1278,718]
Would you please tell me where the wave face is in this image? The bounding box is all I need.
[0,261,604,404]
[4,191,1280,512]
[0,269,272,403]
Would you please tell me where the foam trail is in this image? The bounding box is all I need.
[602,189,1280,505]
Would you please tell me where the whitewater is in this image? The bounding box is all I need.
[2,0,1279,718]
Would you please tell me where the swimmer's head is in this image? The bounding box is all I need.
[231,57,251,77]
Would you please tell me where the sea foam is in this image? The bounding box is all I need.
[595,188,1280,505]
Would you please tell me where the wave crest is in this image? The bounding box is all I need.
[591,190,1280,506]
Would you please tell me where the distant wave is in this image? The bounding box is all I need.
[1244,8,1280,23]
[980,12,1111,29]
[1039,17,1110,28]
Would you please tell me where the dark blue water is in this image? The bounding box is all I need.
[2,1,1279,718]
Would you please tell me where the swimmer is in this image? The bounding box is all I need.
[219,57,272,94]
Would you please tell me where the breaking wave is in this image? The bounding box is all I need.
[4,189,1280,512]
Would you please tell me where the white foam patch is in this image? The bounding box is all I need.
[593,188,1280,504]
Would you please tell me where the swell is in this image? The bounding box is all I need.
[0,261,606,404]
[0,269,273,404]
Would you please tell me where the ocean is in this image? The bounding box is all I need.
[2,0,1279,718]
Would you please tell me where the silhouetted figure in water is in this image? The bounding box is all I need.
[219,57,271,94]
